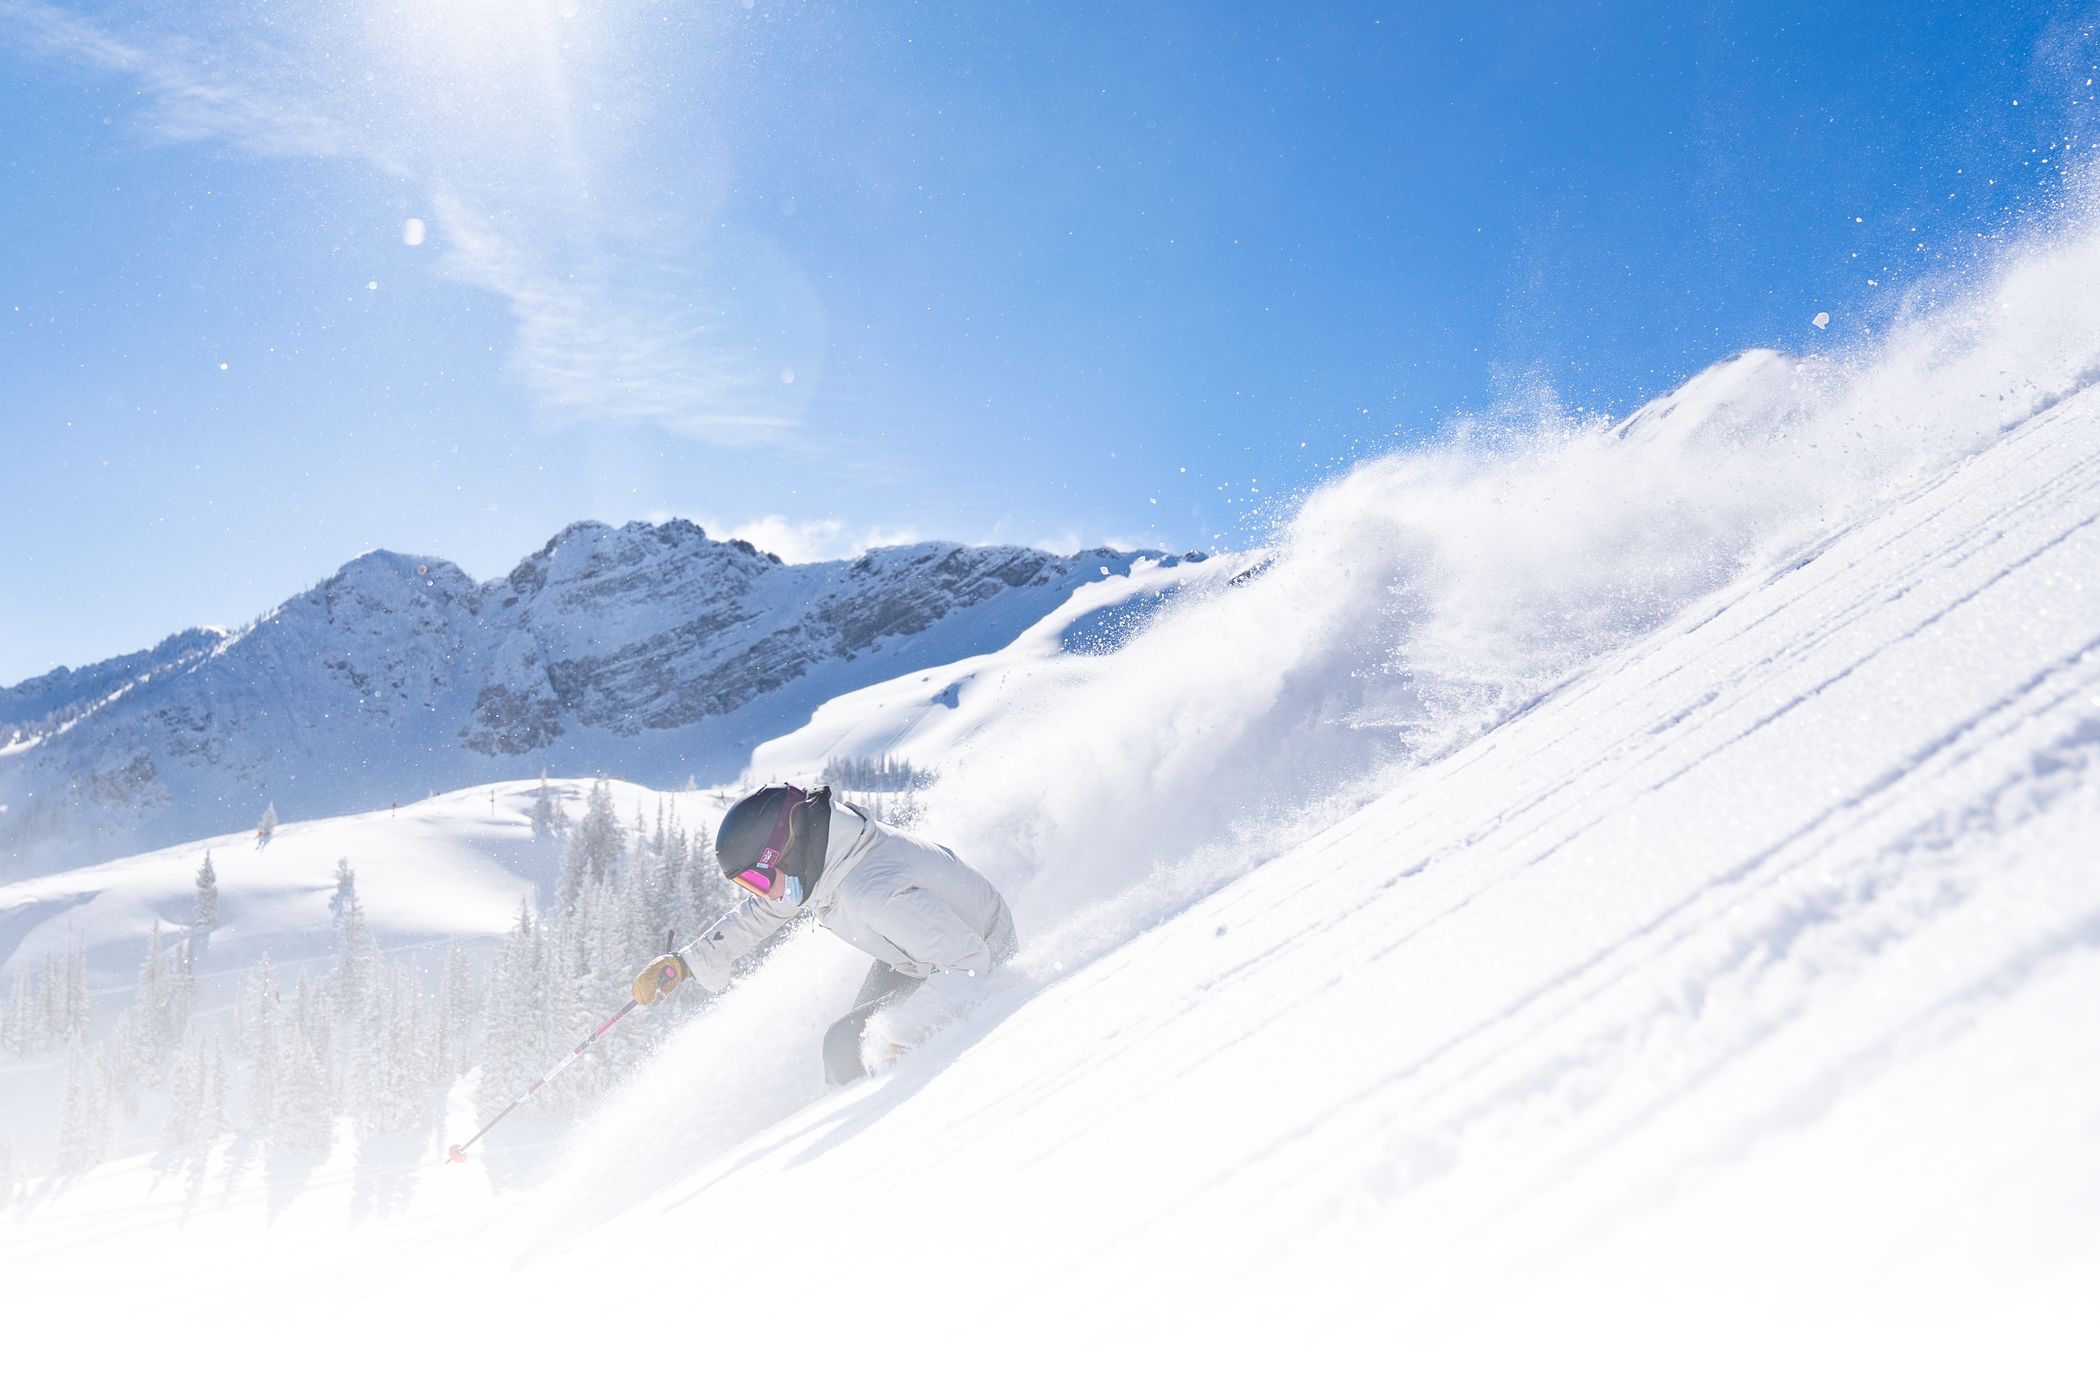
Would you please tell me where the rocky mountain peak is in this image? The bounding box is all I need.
[0,520,1174,877]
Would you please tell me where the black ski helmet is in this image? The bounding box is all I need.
[715,784,805,880]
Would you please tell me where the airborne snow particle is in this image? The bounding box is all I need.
[218,362,229,370]
[367,280,379,291]
[1813,312,1831,330]
[780,367,796,384]
[403,218,427,246]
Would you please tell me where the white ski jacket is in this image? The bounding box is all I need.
[675,800,1015,992]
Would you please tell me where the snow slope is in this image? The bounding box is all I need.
[744,549,1227,781]
[7,202,2100,1394]
[0,777,732,974]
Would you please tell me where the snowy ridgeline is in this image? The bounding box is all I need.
[0,521,1183,881]
[0,778,755,1187]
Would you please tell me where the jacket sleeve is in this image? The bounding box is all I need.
[673,898,796,993]
[866,883,993,978]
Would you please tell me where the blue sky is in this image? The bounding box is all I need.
[2,0,2096,685]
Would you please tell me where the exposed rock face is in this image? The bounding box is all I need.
[0,520,1165,876]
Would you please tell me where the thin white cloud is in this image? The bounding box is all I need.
[436,197,799,443]
[1030,529,1161,557]
[0,0,802,447]
[0,0,389,168]
[686,513,919,564]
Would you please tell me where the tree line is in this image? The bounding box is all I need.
[0,778,752,1189]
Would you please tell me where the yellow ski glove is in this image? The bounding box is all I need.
[632,953,691,1004]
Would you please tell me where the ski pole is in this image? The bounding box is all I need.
[446,994,641,1163]
[446,907,742,1163]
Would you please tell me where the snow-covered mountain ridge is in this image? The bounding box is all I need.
[0,521,1190,878]
[0,627,228,732]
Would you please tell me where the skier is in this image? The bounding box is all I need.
[631,784,1018,1084]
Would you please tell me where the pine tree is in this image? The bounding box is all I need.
[163,1050,200,1151]
[0,1140,14,1204]
[201,1041,230,1138]
[276,1020,334,1153]
[38,951,61,1046]
[328,858,358,925]
[557,778,624,913]
[236,950,275,1060]
[379,964,431,1134]
[535,913,581,1112]
[530,774,564,840]
[63,930,89,1043]
[133,921,173,1083]
[106,1011,141,1123]
[193,850,220,930]
[291,973,331,1093]
[56,1033,106,1172]
[329,860,380,1118]
[170,940,196,1049]
[255,801,278,849]
[3,972,30,1057]
[478,900,541,1117]
[246,955,281,1128]
[439,940,475,1077]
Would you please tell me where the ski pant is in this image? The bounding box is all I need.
[823,959,923,1087]
[821,920,1018,1086]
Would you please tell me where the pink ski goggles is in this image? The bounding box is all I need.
[729,798,799,895]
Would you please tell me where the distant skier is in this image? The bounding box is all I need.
[631,784,1017,1085]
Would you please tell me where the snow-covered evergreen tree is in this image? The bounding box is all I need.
[479,899,544,1117]
[276,1020,334,1153]
[255,801,278,849]
[557,778,624,913]
[37,950,62,1045]
[371,963,432,1134]
[245,954,281,1128]
[3,972,30,1056]
[327,861,384,1125]
[62,930,89,1043]
[327,857,358,925]
[193,850,220,929]
[163,1050,200,1151]
[56,1033,106,1172]
[439,939,475,1076]
[132,921,174,1084]
[530,774,566,841]
[170,940,196,1050]
[291,972,330,1082]
[534,914,582,1111]
[106,1012,141,1123]
[202,1041,230,1138]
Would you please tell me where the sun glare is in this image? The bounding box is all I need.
[369,0,579,83]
